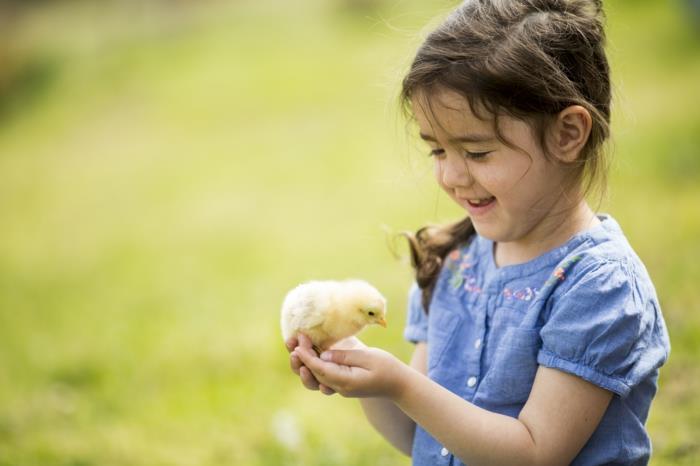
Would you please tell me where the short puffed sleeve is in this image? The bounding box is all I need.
[403,282,428,344]
[537,259,670,398]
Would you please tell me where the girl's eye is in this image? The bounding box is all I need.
[465,151,491,160]
[428,148,491,159]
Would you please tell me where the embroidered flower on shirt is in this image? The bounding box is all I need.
[543,255,583,287]
[503,286,538,301]
[464,276,482,293]
[446,248,478,293]
[449,271,464,290]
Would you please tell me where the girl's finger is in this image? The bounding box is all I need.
[299,366,320,391]
[320,348,371,369]
[294,346,346,384]
[290,353,302,375]
[319,384,336,396]
[285,337,299,352]
[297,333,314,352]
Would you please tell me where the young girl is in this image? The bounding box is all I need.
[286,0,671,464]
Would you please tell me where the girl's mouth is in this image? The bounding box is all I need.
[467,196,495,208]
[464,196,496,216]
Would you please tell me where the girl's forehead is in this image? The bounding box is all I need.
[411,89,493,139]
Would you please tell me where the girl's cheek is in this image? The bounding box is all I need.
[475,163,514,190]
[465,165,491,189]
[433,160,449,190]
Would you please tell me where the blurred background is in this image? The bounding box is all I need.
[0,0,698,465]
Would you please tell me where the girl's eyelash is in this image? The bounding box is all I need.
[427,148,491,159]
[466,151,491,159]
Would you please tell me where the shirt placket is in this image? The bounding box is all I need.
[435,293,489,466]
[464,292,489,402]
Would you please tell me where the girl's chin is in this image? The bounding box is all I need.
[470,220,511,243]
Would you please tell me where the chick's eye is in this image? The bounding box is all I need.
[368,311,375,316]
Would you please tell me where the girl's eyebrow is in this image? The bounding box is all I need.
[419,132,495,143]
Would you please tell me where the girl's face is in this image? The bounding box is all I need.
[413,88,577,247]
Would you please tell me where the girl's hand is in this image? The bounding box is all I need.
[292,343,408,399]
[285,334,366,395]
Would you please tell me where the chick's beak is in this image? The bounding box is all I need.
[378,316,387,328]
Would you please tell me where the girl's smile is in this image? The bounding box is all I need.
[462,196,496,217]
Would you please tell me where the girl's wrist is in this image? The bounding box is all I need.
[387,357,415,402]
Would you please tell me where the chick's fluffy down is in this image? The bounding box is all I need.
[280,279,387,352]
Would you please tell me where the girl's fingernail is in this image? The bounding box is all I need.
[320,352,332,361]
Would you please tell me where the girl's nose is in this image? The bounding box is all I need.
[439,152,473,189]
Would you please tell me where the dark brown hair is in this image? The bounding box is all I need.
[401,0,611,312]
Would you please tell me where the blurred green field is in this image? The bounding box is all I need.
[0,1,698,465]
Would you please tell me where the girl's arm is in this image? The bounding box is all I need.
[294,346,613,466]
[287,334,425,456]
[357,342,426,456]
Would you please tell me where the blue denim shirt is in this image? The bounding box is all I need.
[403,215,671,466]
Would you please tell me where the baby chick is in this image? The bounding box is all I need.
[281,279,387,353]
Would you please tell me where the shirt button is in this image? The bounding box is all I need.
[467,376,477,388]
[474,338,482,349]
[441,447,449,456]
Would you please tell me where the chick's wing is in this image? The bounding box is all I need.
[281,283,328,341]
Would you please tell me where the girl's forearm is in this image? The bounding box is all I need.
[342,338,415,456]
[392,365,537,466]
[358,397,415,456]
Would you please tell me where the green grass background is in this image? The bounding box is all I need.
[0,0,698,464]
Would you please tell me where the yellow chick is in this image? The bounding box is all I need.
[280,279,387,353]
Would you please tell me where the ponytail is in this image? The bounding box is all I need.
[403,216,476,313]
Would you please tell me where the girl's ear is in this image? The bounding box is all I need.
[548,105,592,163]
